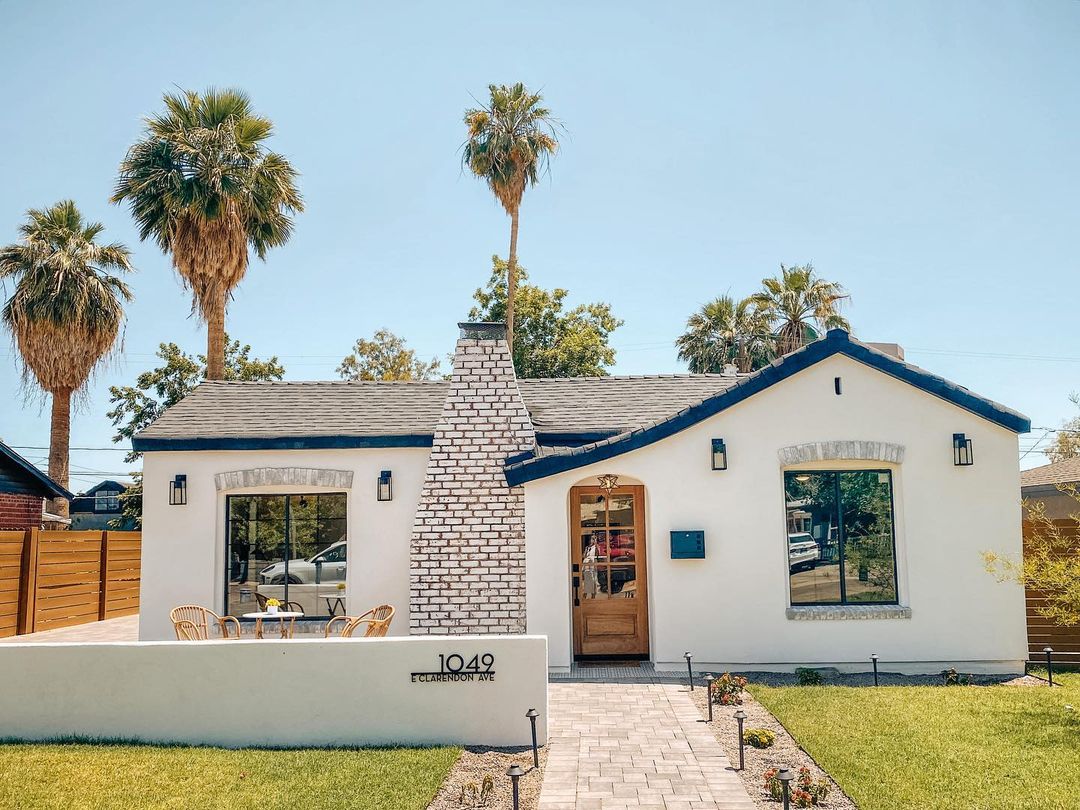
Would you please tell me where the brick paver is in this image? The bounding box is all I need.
[539,682,756,809]
[0,614,138,643]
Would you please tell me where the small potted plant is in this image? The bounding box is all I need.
[265,597,281,615]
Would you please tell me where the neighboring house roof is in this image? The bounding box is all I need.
[0,441,72,500]
[71,479,129,514]
[1020,457,1080,489]
[505,330,1031,485]
[132,375,743,452]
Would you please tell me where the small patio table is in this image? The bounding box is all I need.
[242,611,304,639]
[324,595,346,616]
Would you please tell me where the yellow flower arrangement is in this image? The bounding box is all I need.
[265,598,281,608]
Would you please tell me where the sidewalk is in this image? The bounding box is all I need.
[0,614,138,643]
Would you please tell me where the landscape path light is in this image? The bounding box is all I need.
[684,651,694,690]
[733,709,747,770]
[778,766,794,810]
[706,674,716,721]
[871,653,879,687]
[1044,647,1055,687]
[507,764,524,810]
[526,708,540,769]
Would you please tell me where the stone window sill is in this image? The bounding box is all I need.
[786,605,912,621]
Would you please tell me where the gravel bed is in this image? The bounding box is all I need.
[689,687,856,810]
[428,746,546,810]
[720,668,1031,687]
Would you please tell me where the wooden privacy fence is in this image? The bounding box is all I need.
[1023,520,1080,667]
[0,530,141,638]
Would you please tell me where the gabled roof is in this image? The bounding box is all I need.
[0,441,72,500]
[75,479,128,497]
[504,330,1031,485]
[1021,457,1080,489]
[131,375,743,452]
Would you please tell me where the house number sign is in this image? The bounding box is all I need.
[410,653,496,683]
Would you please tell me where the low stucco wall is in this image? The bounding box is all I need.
[0,635,548,747]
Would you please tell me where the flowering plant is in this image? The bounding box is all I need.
[265,598,281,608]
[336,582,346,591]
[764,767,829,806]
[710,672,748,705]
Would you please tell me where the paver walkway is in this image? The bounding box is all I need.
[539,682,756,809]
[0,614,138,643]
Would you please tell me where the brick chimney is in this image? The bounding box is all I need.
[409,322,536,634]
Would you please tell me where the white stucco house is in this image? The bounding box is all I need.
[135,323,1031,673]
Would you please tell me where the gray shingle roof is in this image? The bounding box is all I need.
[1021,457,1080,488]
[133,374,743,448]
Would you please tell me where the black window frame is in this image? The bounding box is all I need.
[222,491,348,619]
[785,468,900,607]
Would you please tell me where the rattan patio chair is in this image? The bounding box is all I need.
[173,619,202,641]
[324,604,395,638]
[169,605,242,640]
[254,592,305,614]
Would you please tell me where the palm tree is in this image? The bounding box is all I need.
[112,88,303,380]
[0,201,133,517]
[751,264,850,356]
[463,83,560,349]
[676,295,775,374]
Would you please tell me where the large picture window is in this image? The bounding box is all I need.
[225,493,347,618]
[784,470,898,605]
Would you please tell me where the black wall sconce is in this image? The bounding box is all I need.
[952,433,973,466]
[377,470,393,501]
[711,438,728,470]
[168,474,187,505]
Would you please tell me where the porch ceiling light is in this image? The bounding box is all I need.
[169,474,187,506]
[377,470,393,501]
[711,438,728,471]
[952,433,973,466]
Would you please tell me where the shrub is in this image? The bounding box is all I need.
[710,672,748,705]
[795,667,824,686]
[764,767,829,807]
[742,728,776,749]
[941,668,972,686]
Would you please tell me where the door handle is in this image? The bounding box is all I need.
[572,575,580,606]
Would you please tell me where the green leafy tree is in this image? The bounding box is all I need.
[338,329,442,381]
[469,256,622,378]
[108,338,284,463]
[111,473,144,530]
[985,488,1080,627]
[676,295,775,373]
[463,83,560,349]
[112,88,303,380]
[1046,393,1080,462]
[750,263,850,356]
[1,201,134,517]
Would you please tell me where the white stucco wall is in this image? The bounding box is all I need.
[0,635,548,747]
[140,447,429,640]
[524,354,1027,673]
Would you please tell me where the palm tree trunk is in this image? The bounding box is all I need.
[505,207,520,351]
[205,287,227,380]
[47,388,72,520]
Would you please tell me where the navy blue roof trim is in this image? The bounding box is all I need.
[132,434,435,452]
[0,441,72,499]
[505,330,1031,486]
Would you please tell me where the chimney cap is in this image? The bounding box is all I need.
[458,322,508,340]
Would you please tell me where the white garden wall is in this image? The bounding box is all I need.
[524,353,1027,672]
[0,635,547,747]
[140,447,430,641]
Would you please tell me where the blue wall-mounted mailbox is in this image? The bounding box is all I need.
[670,530,705,559]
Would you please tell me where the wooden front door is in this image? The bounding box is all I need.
[570,485,649,657]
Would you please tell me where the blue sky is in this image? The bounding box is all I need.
[0,0,1077,489]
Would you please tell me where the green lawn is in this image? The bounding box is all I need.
[0,742,460,810]
[753,672,1080,810]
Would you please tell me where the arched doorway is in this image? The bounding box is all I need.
[569,478,649,658]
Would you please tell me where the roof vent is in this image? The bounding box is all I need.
[720,363,739,378]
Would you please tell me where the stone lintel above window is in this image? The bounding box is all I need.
[786,605,912,621]
[778,441,905,466]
